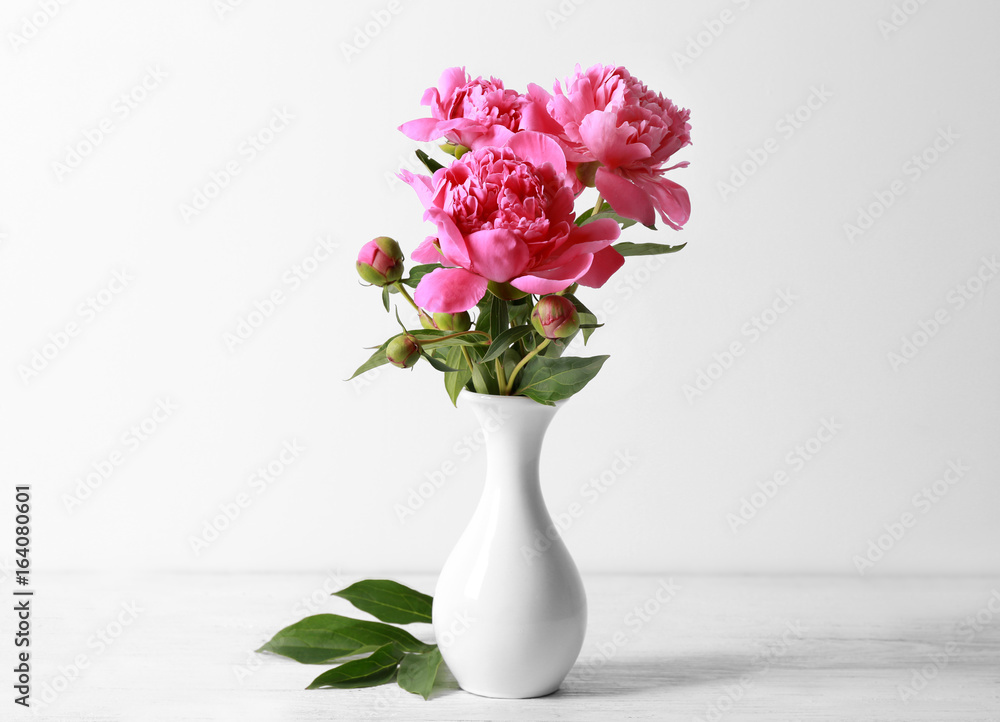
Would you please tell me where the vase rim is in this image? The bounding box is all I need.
[458,390,566,408]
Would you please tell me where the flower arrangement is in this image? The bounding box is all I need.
[351,63,692,404]
[257,65,695,703]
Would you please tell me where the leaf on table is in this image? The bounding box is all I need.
[397,647,444,700]
[306,644,403,690]
[256,613,433,664]
[332,579,433,625]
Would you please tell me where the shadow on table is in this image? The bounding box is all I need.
[553,615,1000,698]
[559,653,760,696]
[430,615,1000,700]
[428,655,755,700]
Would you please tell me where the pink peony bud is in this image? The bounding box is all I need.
[357,236,404,287]
[386,333,421,368]
[531,295,580,340]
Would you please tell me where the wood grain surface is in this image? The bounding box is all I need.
[12,573,1000,721]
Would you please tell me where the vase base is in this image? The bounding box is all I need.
[458,682,561,699]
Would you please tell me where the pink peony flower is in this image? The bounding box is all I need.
[399,132,624,313]
[527,64,692,229]
[399,67,532,150]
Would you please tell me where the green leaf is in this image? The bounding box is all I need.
[332,579,433,624]
[381,285,390,312]
[256,613,433,664]
[565,293,598,343]
[575,201,638,229]
[347,338,394,380]
[488,294,508,341]
[508,296,532,327]
[541,337,570,358]
[397,648,444,700]
[514,354,610,403]
[481,325,534,363]
[577,312,602,345]
[502,347,520,380]
[466,347,496,394]
[474,295,492,334]
[306,644,402,690]
[415,149,445,174]
[469,365,491,394]
[421,351,459,372]
[614,241,686,256]
[401,263,442,289]
[444,347,472,407]
[563,293,591,314]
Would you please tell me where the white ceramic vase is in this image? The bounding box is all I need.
[432,392,587,698]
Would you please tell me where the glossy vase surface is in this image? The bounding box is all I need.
[432,392,587,698]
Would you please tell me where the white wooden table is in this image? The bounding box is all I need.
[11,573,1000,721]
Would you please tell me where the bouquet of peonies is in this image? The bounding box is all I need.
[351,64,692,405]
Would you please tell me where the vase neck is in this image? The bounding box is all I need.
[464,394,561,492]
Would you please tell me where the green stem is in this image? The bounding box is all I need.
[591,193,604,218]
[495,357,507,394]
[460,346,475,373]
[393,282,423,317]
[505,339,550,395]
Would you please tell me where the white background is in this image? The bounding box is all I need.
[1,0,998,578]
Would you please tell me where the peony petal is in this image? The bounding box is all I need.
[398,169,435,208]
[595,167,655,227]
[436,67,470,103]
[469,124,515,149]
[504,131,568,175]
[398,118,445,142]
[357,240,378,265]
[464,229,531,282]
[564,217,621,257]
[579,111,651,169]
[546,186,576,225]
[510,253,594,295]
[530,217,619,271]
[425,211,471,269]
[526,82,553,106]
[635,174,691,230]
[400,117,471,142]
[414,267,488,313]
[577,246,625,288]
[412,236,443,264]
[419,85,440,109]
[521,86,567,137]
